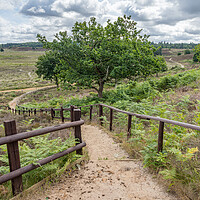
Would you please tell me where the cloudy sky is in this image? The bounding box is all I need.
[0,0,200,44]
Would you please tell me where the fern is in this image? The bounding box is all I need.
[0,133,79,189]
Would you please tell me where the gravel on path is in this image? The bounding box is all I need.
[24,125,178,200]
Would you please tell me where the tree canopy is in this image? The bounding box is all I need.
[36,15,167,98]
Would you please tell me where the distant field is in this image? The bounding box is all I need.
[0,49,52,91]
[162,48,198,71]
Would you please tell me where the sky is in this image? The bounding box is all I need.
[0,0,200,44]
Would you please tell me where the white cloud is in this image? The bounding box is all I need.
[51,0,110,17]
[27,6,45,14]
[0,0,200,43]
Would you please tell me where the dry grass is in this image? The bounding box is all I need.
[0,49,52,91]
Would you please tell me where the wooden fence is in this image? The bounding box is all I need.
[79,103,200,153]
[10,103,200,154]
[0,109,85,196]
[10,105,76,122]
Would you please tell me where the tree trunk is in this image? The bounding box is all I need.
[98,81,104,98]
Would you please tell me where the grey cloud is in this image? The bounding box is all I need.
[155,9,184,26]
[173,34,193,41]
[123,0,199,27]
[185,28,200,35]
[124,6,150,22]
[53,0,98,18]
[20,0,61,17]
[61,4,95,17]
[178,0,200,15]
[134,0,154,8]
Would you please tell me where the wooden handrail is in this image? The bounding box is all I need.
[0,142,86,185]
[12,103,200,131]
[98,103,200,131]
[1,109,84,196]
[9,102,200,153]
[0,120,84,145]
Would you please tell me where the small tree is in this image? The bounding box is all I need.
[37,16,167,98]
[193,44,200,62]
[36,51,60,87]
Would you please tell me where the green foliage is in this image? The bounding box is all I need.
[184,49,191,55]
[18,70,200,198]
[37,15,166,98]
[177,52,181,56]
[149,69,199,91]
[193,44,200,62]
[36,51,60,87]
[0,134,79,190]
[193,53,199,62]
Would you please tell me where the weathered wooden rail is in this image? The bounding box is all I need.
[10,103,200,155]
[78,103,200,153]
[0,109,85,196]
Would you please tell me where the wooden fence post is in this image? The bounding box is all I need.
[40,109,43,121]
[4,120,23,196]
[158,121,164,153]
[70,105,74,122]
[73,109,82,155]
[60,107,64,122]
[110,108,113,131]
[127,115,132,140]
[99,104,103,126]
[90,106,93,121]
[51,108,54,120]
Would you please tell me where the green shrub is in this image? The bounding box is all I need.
[156,75,179,91]
[193,53,199,62]
[184,49,191,55]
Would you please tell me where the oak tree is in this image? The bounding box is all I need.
[37,16,167,98]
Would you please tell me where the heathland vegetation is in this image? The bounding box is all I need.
[0,15,200,199]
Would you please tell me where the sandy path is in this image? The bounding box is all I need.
[0,86,55,94]
[27,125,178,200]
[169,57,185,69]
[7,86,56,109]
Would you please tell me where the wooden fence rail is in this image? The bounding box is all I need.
[10,102,200,154]
[95,103,200,153]
[14,105,73,122]
[71,103,200,153]
[0,109,85,196]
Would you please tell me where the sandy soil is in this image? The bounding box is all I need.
[7,86,56,109]
[26,125,178,200]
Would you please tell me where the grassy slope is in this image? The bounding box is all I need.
[1,48,200,199]
[0,49,52,91]
[17,48,200,200]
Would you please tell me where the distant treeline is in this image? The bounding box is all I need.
[152,42,198,49]
[0,41,198,50]
[0,42,43,49]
